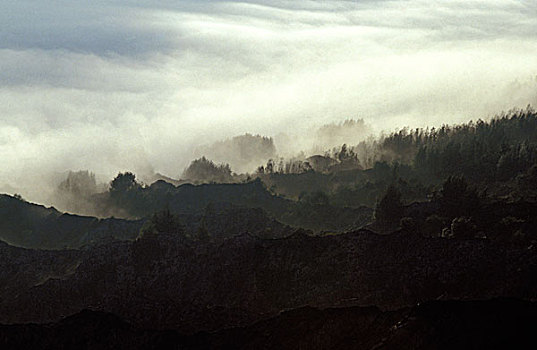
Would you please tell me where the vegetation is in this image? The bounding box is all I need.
[138,209,184,239]
[16,107,537,244]
[2,108,537,349]
[110,172,141,194]
[374,185,404,231]
[195,134,277,174]
[182,157,234,183]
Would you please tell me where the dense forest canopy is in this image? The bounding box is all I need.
[182,157,234,184]
[194,134,277,174]
[10,107,530,245]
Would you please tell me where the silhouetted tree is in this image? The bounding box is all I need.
[110,172,139,194]
[197,221,210,241]
[53,170,100,213]
[440,176,479,218]
[139,209,184,239]
[400,216,419,236]
[59,170,98,197]
[448,216,477,239]
[423,214,445,237]
[183,157,233,183]
[303,191,330,206]
[375,185,404,230]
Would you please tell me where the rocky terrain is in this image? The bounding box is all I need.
[0,228,534,333]
[1,298,535,349]
[0,194,142,249]
[0,194,297,249]
[88,179,374,233]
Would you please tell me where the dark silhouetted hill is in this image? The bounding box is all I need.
[0,194,141,249]
[90,179,373,233]
[0,229,534,332]
[1,299,535,350]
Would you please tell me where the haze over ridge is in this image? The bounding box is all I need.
[1,0,537,203]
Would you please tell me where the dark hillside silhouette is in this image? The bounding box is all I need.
[0,194,141,249]
[2,108,537,347]
[3,299,535,350]
[182,157,234,184]
[0,229,535,332]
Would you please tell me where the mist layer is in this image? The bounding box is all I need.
[1,0,536,202]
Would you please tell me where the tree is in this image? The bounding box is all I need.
[375,185,404,231]
[139,209,184,239]
[58,170,97,198]
[110,172,139,194]
[182,157,233,183]
[400,216,418,235]
[301,191,329,206]
[134,209,184,270]
[423,214,445,237]
[108,172,141,216]
[54,170,99,213]
[197,221,210,241]
[448,216,476,239]
[440,176,479,218]
[337,144,349,162]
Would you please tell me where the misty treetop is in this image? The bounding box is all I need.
[260,108,537,199]
[373,107,537,181]
[182,157,234,184]
[110,172,141,194]
[194,134,277,174]
[32,107,537,243]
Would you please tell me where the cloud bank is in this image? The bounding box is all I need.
[1,0,536,202]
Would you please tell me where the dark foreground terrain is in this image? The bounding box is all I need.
[1,299,535,350]
[2,111,537,348]
[1,229,535,332]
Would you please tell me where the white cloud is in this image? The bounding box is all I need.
[0,0,536,202]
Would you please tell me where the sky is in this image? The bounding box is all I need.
[1,0,537,201]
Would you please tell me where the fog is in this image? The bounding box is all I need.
[1,0,536,203]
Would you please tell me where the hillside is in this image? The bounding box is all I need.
[1,112,537,347]
[0,195,141,249]
[0,229,534,332]
[0,194,298,249]
[1,299,535,350]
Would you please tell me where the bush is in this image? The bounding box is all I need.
[440,176,479,218]
[375,185,404,231]
[138,209,184,239]
[445,216,476,239]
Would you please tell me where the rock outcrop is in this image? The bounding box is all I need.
[0,229,534,332]
[1,299,535,350]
